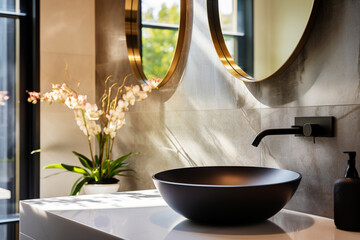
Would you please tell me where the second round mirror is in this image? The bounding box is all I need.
[208,0,317,81]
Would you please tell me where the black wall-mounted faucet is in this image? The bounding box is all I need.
[252,126,303,147]
[251,116,335,147]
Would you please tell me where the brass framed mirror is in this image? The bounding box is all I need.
[125,0,188,87]
[207,0,319,82]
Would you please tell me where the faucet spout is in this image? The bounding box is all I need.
[251,127,303,147]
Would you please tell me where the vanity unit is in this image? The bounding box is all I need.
[20,190,360,240]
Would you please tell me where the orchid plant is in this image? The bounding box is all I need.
[28,74,160,195]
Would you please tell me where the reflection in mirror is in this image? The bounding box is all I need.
[219,0,254,76]
[141,0,180,79]
[125,0,186,87]
[208,0,316,81]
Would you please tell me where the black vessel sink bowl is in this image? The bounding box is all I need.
[152,166,301,224]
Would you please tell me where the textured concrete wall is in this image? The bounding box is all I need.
[95,0,360,218]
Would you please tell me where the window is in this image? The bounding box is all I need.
[0,0,39,239]
[140,0,180,79]
[219,0,253,75]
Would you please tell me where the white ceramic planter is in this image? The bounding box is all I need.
[83,183,119,195]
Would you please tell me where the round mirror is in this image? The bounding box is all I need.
[207,0,318,82]
[125,0,187,87]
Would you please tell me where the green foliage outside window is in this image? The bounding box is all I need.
[142,3,180,79]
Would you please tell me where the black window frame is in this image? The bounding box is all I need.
[0,0,39,237]
[18,0,40,202]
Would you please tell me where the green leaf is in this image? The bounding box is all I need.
[95,154,101,167]
[107,169,135,179]
[108,152,138,173]
[103,135,110,160]
[96,134,103,158]
[117,169,136,174]
[96,133,102,147]
[70,177,90,196]
[42,171,67,179]
[31,149,42,155]
[102,159,111,170]
[71,176,84,195]
[45,163,89,175]
[92,169,100,182]
[109,163,128,175]
[72,151,93,170]
[112,152,137,166]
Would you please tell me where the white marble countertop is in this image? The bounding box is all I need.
[20,189,360,240]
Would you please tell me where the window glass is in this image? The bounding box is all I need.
[141,0,180,79]
[0,0,16,12]
[141,28,178,79]
[219,0,238,33]
[0,16,17,240]
[142,0,180,25]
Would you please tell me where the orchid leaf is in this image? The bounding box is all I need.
[42,171,67,179]
[116,169,136,173]
[109,162,129,175]
[95,154,101,167]
[71,176,84,196]
[30,149,42,155]
[111,152,136,167]
[92,168,100,182]
[72,151,93,170]
[109,152,137,173]
[70,177,91,196]
[96,133,102,147]
[102,159,111,170]
[114,152,138,162]
[45,163,89,175]
[96,133,104,163]
[108,169,135,179]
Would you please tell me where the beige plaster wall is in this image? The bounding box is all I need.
[40,0,95,197]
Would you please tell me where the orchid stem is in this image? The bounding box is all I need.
[108,138,114,172]
[81,110,95,168]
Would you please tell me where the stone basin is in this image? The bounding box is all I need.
[152,166,301,224]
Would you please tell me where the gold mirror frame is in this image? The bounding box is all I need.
[207,0,319,82]
[125,0,188,88]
